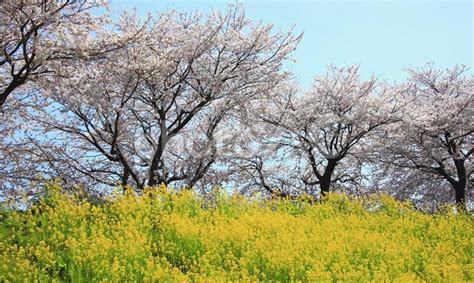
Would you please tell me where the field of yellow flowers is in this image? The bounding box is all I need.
[0,183,472,282]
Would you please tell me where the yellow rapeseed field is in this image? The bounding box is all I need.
[0,183,472,281]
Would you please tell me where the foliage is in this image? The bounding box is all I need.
[372,64,473,206]
[237,66,401,197]
[0,1,471,209]
[0,183,472,281]
[0,0,138,197]
[7,3,301,193]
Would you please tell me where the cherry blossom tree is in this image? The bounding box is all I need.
[0,0,147,199]
[24,5,301,191]
[373,64,473,207]
[248,66,400,197]
[0,0,121,108]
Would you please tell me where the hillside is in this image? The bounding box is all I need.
[0,184,472,281]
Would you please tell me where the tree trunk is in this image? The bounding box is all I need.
[453,182,466,207]
[148,176,166,187]
[453,158,467,209]
[319,159,338,197]
[320,177,331,197]
[121,168,130,186]
[148,116,168,187]
[147,148,165,187]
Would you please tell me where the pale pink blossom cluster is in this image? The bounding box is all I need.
[0,2,472,208]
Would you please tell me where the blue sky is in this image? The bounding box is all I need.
[111,0,473,87]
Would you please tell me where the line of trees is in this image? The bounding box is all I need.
[1,1,472,208]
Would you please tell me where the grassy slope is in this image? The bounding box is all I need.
[0,184,472,281]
